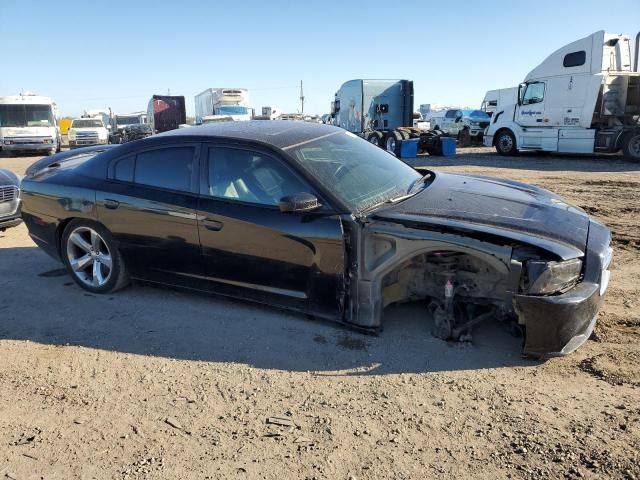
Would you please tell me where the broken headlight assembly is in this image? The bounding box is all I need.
[524,258,583,295]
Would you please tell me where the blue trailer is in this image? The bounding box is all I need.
[332,79,443,156]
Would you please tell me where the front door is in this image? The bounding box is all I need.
[197,144,346,318]
[516,81,558,150]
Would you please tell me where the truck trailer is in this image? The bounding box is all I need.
[485,31,640,161]
[332,79,442,156]
[195,88,251,123]
[147,95,186,133]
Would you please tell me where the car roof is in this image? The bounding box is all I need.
[155,120,344,149]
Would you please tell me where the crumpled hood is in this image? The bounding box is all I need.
[372,172,590,254]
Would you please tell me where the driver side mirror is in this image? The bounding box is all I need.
[279,193,321,213]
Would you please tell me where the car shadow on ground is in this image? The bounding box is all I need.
[405,151,640,173]
[0,245,537,375]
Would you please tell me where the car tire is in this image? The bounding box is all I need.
[622,131,640,162]
[495,129,518,156]
[62,220,129,294]
[457,127,471,148]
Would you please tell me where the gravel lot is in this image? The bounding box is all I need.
[1,147,638,479]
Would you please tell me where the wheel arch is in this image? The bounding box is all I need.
[56,217,111,259]
[493,127,516,147]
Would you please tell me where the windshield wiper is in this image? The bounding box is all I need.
[406,172,433,194]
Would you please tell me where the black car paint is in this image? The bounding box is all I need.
[20,122,611,357]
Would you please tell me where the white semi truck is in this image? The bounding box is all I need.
[480,87,518,116]
[0,93,61,156]
[195,88,251,123]
[484,31,640,161]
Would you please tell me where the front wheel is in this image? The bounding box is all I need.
[622,131,640,162]
[62,220,129,294]
[495,130,518,156]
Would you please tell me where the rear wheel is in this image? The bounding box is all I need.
[385,131,402,156]
[367,131,382,147]
[622,131,640,162]
[62,220,129,294]
[495,130,518,156]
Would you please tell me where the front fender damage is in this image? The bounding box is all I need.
[343,219,575,354]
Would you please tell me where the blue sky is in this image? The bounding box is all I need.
[1,0,638,117]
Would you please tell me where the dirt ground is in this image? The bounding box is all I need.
[0,148,638,479]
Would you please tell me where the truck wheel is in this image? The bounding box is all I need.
[385,131,402,156]
[367,132,382,147]
[495,130,518,156]
[622,131,640,162]
[457,128,471,148]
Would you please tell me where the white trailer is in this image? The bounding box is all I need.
[480,87,518,116]
[0,93,61,155]
[195,88,251,123]
[485,31,640,161]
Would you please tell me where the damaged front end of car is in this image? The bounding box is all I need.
[342,216,612,358]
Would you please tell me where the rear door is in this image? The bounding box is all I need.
[197,143,346,318]
[96,143,204,288]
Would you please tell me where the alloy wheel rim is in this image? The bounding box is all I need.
[66,226,113,288]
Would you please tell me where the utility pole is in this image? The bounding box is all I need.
[300,80,304,115]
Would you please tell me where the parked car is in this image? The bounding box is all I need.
[430,109,491,145]
[0,168,21,231]
[68,118,109,148]
[20,122,612,357]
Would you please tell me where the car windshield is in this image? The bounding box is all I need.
[216,105,251,115]
[285,130,422,213]
[72,119,103,128]
[117,116,141,126]
[465,110,490,119]
[0,104,54,127]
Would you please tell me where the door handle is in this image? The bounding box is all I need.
[536,119,543,122]
[104,199,120,210]
[203,219,223,231]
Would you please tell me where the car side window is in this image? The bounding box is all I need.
[445,110,457,118]
[522,82,545,105]
[135,147,195,192]
[207,147,310,206]
[112,155,135,182]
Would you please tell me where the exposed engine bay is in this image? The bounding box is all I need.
[381,250,516,342]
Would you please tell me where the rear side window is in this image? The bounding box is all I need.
[135,147,194,192]
[563,50,586,67]
[112,155,134,182]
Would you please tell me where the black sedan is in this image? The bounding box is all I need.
[20,121,612,357]
[0,168,21,231]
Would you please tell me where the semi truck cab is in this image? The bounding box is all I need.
[485,31,640,161]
